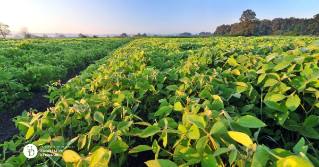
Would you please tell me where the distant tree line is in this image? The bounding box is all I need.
[199,32,211,36]
[133,33,147,37]
[78,33,99,38]
[214,9,319,36]
[179,32,192,36]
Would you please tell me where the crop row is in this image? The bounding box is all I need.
[0,38,132,112]
[1,36,319,167]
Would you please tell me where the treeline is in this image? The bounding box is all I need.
[214,10,319,36]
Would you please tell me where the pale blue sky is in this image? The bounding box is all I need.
[1,0,318,34]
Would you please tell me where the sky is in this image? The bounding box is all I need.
[1,0,318,35]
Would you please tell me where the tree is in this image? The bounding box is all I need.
[271,18,283,33]
[214,25,231,36]
[20,27,29,37]
[24,34,31,39]
[239,9,258,36]
[78,33,83,37]
[307,13,319,35]
[142,33,147,36]
[58,34,65,38]
[0,22,11,38]
[43,34,48,38]
[134,33,141,37]
[230,23,244,36]
[93,35,98,38]
[120,33,128,37]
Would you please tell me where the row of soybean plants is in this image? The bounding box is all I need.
[1,36,319,167]
[0,38,132,112]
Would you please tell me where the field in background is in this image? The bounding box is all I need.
[1,36,319,166]
[0,38,132,112]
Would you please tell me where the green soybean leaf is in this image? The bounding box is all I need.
[93,111,104,124]
[187,115,206,129]
[266,55,276,62]
[229,150,237,165]
[312,67,319,80]
[109,140,129,153]
[264,79,278,87]
[303,115,319,128]
[157,74,166,83]
[264,93,286,102]
[129,145,152,154]
[154,106,173,116]
[180,147,200,161]
[273,62,290,71]
[300,128,319,139]
[258,74,267,84]
[251,145,269,167]
[270,148,293,158]
[210,121,227,135]
[32,134,51,146]
[211,98,224,110]
[166,85,179,91]
[264,101,282,111]
[181,158,201,166]
[293,138,307,155]
[186,124,200,140]
[196,136,209,156]
[201,154,218,167]
[89,126,102,137]
[212,147,231,156]
[269,73,281,81]
[237,115,266,128]
[278,111,289,125]
[51,136,65,148]
[241,104,254,112]
[294,57,305,64]
[199,87,210,99]
[290,76,307,93]
[145,159,178,167]
[118,121,133,131]
[78,135,87,150]
[178,124,187,133]
[140,125,161,138]
[286,94,301,112]
[307,153,319,167]
[276,156,313,167]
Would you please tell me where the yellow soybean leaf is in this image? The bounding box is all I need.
[228,131,253,147]
[63,150,81,162]
[25,126,34,140]
[232,69,240,75]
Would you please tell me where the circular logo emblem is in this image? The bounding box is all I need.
[23,144,38,158]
